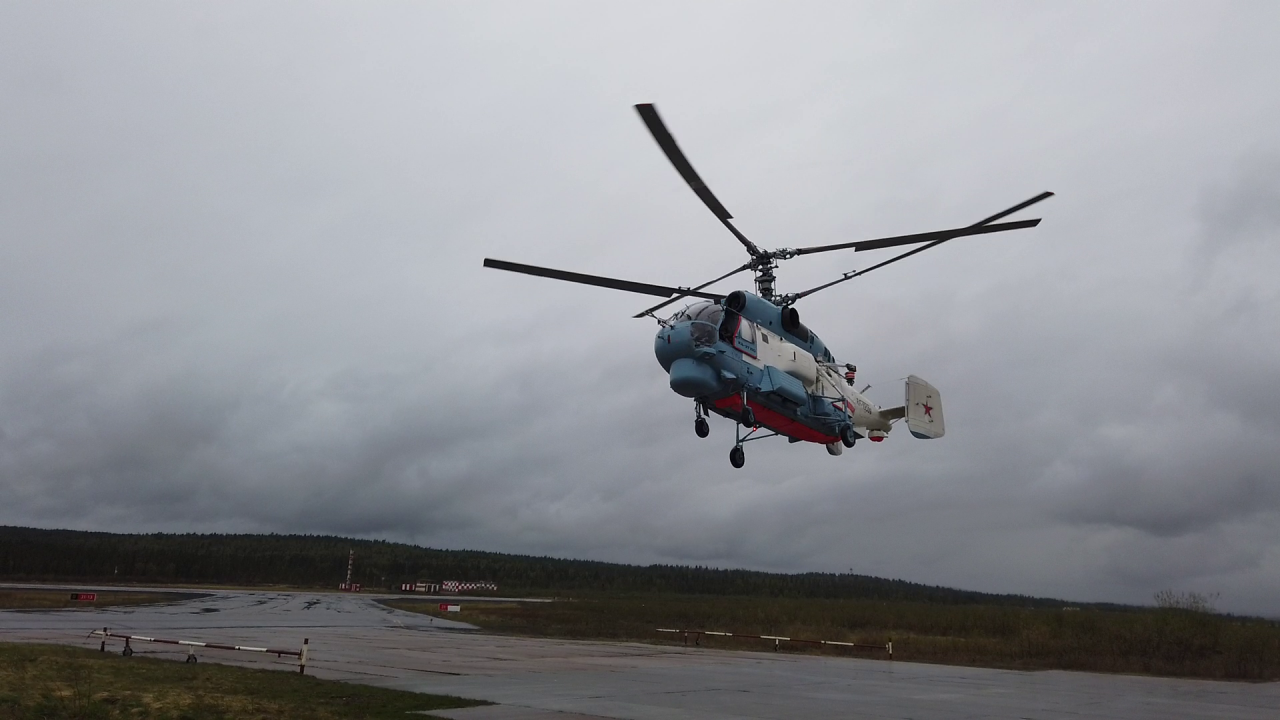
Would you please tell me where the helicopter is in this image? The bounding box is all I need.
[484,104,1051,468]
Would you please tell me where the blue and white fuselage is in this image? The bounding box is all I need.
[654,290,921,453]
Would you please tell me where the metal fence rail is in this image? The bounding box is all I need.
[90,628,310,673]
[657,628,891,658]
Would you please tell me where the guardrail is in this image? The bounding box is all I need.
[657,628,891,658]
[91,628,310,673]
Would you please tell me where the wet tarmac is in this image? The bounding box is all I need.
[2,586,1277,719]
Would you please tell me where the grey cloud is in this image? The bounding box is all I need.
[2,2,1280,615]
[1198,157,1280,252]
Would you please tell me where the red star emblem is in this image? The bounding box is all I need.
[921,399,933,418]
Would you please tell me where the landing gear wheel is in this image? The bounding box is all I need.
[122,647,133,657]
[729,445,745,469]
[694,417,710,438]
[740,406,756,427]
[840,424,858,448]
[186,655,198,664]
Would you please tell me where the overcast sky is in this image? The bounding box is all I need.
[2,2,1278,614]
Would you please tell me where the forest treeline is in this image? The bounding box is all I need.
[0,526,1096,608]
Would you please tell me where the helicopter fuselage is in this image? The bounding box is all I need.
[655,290,895,449]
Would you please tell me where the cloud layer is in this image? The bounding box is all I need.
[2,2,1279,614]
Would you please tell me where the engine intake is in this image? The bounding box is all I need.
[780,306,810,343]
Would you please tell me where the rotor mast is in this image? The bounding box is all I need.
[753,257,778,302]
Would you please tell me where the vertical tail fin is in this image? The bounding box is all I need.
[905,375,944,439]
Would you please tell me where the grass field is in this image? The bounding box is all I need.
[0,590,199,611]
[0,643,486,719]
[386,594,1280,681]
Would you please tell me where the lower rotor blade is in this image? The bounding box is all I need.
[632,262,751,318]
[483,258,724,301]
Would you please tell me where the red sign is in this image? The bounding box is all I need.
[439,603,448,610]
[69,593,97,602]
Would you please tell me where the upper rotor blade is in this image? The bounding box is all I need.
[635,103,764,257]
[794,219,1041,256]
[632,262,752,318]
[635,104,732,221]
[483,258,724,301]
[793,192,1054,256]
[786,191,1054,303]
[972,190,1055,226]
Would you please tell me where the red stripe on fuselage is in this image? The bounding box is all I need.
[713,396,839,445]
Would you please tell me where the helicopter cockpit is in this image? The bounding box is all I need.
[668,301,723,347]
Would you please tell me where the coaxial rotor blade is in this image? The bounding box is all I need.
[794,218,1040,256]
[635,103,764,258]
[483,258,724,301]
[632,262,752,318]
[971,190,1056,226]
[785,192,1054,304]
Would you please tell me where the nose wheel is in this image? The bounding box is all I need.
[695,417,709,438]
[729,445,745,468]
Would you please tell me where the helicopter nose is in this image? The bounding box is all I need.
[654,323,695,372]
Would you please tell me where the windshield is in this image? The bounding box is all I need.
[668,301,723,326]
[669,301,723,347]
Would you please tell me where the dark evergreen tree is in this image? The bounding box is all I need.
[0,526,1100,608]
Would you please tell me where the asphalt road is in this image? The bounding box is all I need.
[2,588,1277,719]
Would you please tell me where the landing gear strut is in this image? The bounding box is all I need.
[739,393,756,427]
[727,411,780,468]
[694,403,710,438]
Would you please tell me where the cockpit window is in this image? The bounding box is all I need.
[673,301,722,348]
[688,302,722,325]
[668,301,722,326]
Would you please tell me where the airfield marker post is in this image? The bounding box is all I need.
[657,628,891,658]
[299,638,309,674]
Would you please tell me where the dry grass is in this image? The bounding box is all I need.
[386,594,1280,681]
[0,590,195,611]
[0,643,486,719]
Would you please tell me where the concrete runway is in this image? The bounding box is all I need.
[2,587,1277,719]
